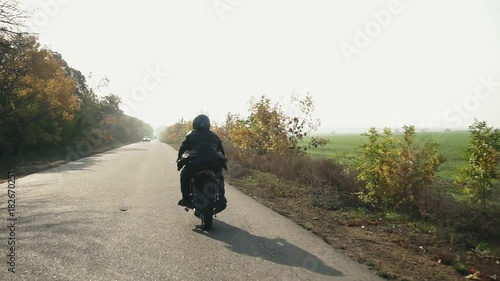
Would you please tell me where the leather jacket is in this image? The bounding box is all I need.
[177,129,227,169]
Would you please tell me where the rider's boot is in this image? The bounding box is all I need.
[214,194,227,214]
[178,194,192,208]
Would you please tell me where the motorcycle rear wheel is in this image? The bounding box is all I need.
[201,201,214,231]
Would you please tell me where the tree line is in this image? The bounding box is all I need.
[0,33,152,161]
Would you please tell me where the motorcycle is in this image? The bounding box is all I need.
[177,153,224,231]
[187,170,221,231]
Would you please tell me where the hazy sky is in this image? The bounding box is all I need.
[18,0,500,132]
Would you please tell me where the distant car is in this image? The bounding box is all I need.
[143,137,150,142]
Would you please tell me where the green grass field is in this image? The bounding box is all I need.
[304,130,470,181]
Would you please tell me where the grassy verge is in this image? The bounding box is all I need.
[227,168,500,280]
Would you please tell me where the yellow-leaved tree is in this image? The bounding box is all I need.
[0,35,79,156]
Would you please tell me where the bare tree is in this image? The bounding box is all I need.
[1,0,27,48]
[0,0,26,31]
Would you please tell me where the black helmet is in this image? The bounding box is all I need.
[193,114,210,130]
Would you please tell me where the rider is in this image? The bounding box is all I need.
[176,114,227,213]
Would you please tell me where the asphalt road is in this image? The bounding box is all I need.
[0,141,383,281]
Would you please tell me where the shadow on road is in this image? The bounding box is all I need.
[36,145,145,174]
[193,220,343,277]
[111,147,148,152]
[34,154,104,174]
[1,198,107,264]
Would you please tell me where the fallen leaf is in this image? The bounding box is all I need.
[468,266,478,274]
[465,272,481,280]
